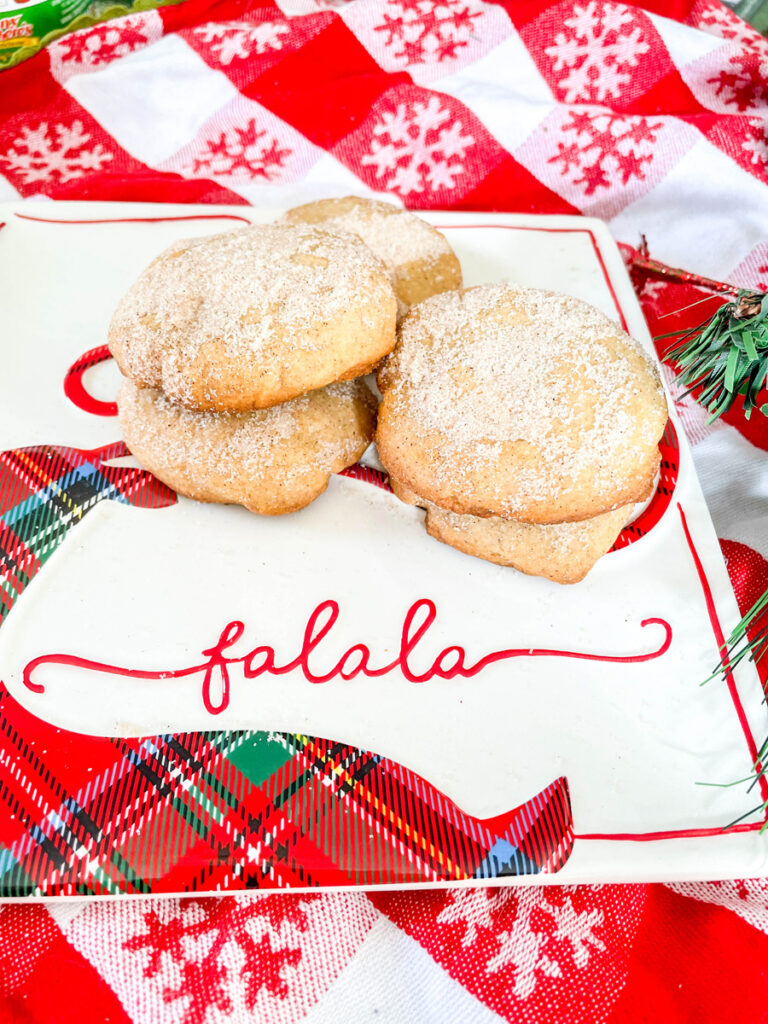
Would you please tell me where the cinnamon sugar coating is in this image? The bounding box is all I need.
[118,377,377,515]
[281,196,462,318]
[377,285,668,525]
[109,223,397,412]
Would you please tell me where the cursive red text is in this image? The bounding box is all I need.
[23,598,673,715]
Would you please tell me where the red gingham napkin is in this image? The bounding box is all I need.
[1,1,768,1020]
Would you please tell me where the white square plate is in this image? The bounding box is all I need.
[0,202,765,898]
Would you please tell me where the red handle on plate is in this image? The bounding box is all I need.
[64,344,117,416]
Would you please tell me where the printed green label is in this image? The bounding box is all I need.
[0,0,92,65]
[0,0,182,69]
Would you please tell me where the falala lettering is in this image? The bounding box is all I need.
[24,598,673,715]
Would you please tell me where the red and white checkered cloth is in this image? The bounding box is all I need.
[2,0,768,1020]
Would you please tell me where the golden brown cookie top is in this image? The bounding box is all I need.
[109,223,396,411]
[376,284,668,524]
[281,196,461,314]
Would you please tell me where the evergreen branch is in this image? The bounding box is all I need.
[661,290,768,422]
[704,591,768,829]
[631,241,768,827]
[704,588,768,687]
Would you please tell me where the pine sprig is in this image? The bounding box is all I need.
[628,244,768,827]
[704,589,768,687]
[658,290,768,422]
[701,729,768,833]
[703,590,768,829]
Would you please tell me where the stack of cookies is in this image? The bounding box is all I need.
[109,200,461,516]
[375,285,669,583]
[110,195,668,584]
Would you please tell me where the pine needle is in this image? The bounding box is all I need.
[703,588,768,687]
[661,290,768,422]
[704,590,768,829]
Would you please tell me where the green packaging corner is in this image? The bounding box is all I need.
[0,0,184,70]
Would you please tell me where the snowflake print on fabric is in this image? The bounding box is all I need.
[341,0,510,83]
[694,0,763,48]
[743,118,768,171]
[544,1,650,103]
[677,3,768,124]
[0,121,112,186]
[189,121,292,181]
[373,0,482,64]
[124,895,317,1024]
[487,891,606,998]
[65,893,378,1024]
[548,895,607,968]
[708,48,768,113]
[667,879,768,936]
[58,16,152,68]
[436,887,607,1000]
[436,888,505,945]
[548,110,663,195]
[166,94,321,192]
[193,21,289,66]
[48,12,163,81]
[375,885,646,1022]
[361,95,474,196]
[690,1,768,113]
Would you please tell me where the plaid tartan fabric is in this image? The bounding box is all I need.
[0,443,573,895]
[0,443,177,622]
[0,695,573,896]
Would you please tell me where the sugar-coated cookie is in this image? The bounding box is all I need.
[377,285,668,525]
[390,477,630,584]
[281,197,462,317]
[109,224,397,412]
[118,377,376,515]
